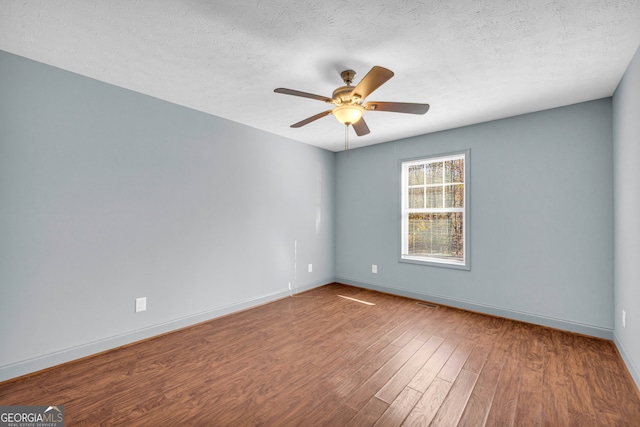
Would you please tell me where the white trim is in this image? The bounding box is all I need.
[401,254,466,266]
[337,277,614,340]
[0,279,331,383]
[400,151,468,268]
[614,332,640,392]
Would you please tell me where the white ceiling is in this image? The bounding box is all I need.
[2,1,639,152]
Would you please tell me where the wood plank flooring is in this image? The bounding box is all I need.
[1,283,639,426]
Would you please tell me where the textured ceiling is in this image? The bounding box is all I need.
[1,1,639,152]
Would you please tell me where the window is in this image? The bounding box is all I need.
[400,151,469,269]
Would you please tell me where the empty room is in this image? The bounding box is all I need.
[1,1,640,425]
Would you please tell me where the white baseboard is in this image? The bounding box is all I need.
[614,332,640,392]
[0,279,328,383]
[4,277,621,385]
[337,277,614,340]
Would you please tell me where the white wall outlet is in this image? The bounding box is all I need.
[308,263,313,273]
[622,310,626,328]
[372,264,378,274]
[135,297,147,313]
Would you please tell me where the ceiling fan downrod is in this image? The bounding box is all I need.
[340,69,356,86]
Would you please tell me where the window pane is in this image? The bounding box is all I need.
[407,212,464,261]
[444,184,464,208]
[425,187,443,208]
[408,165,424,185]
[425,162,443,184]
[408,187,424,209]
[444,159,464,183]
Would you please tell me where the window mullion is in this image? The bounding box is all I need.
[422,166,427,209]
[441,161,445,209]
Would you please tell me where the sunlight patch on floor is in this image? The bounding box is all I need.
[337,295,375,306]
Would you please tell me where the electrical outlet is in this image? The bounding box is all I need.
[135,297,147,313]
[372,264,378,274]
[308,263,313,273]
[622,310,626,328]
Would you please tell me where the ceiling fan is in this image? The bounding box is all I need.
[274,66,430,137]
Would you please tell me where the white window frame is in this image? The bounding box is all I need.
[400,150,470,270]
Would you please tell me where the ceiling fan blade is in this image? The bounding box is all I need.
[365,101,430,114]
[291,110,333,128]
[274,88,333,103]
[352,117,370,136]
[350,66,394,100]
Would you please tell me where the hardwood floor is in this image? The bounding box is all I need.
[1,283,639,426]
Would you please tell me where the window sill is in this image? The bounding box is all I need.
[400,256,470,271]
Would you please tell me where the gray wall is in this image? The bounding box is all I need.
[613,45,640,388]
[3,48,635,387]
[0,51,335,381]
[336,99,614,338]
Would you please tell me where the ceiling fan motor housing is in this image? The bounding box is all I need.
[332,86,361,105]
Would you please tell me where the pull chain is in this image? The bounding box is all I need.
[344,124,349,152]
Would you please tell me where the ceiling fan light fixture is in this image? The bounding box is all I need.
[333,104,364,125]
